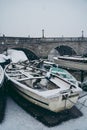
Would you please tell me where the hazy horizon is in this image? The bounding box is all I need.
[0,0,87,37]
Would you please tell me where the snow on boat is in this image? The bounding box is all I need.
[5,49,28,63]
[0,54,10,68]
[5,62,82,113]
[44,61,78,86]
[31,60,78,87]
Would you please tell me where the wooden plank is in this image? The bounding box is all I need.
[17,76,45,81]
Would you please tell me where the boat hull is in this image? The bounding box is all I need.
[54,57,87,71]
[8,80,79,113]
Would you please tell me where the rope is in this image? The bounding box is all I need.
[67,97,87,110]
[77,99,87,109]
[63,93,87,111]
[79,93,87,99]
[64,98,67,110]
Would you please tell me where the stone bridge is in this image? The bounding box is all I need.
[0,36,87,59]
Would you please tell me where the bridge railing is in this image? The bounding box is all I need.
[39,37,87,43]
[0,36,87,44]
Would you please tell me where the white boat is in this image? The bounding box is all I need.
[0,66,4,88]
[57,55,87,62]
[54,57,87,71]
[5,62,82,112]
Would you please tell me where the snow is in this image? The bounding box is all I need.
[0,93,87,130]
[6,49,28,63]
[0,54,10,63]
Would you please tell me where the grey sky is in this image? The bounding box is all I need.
[0,0,87,37]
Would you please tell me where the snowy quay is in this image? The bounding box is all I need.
[0,91,87,130]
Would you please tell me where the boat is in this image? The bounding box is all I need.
[57,55,87,63]
[0,65,4,104]
[0,65,4,89]
[0,65,6,123]
[54,57,87,71]
[5,62,82,112]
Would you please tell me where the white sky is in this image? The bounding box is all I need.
[0,0,87,37]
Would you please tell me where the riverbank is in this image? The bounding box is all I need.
[0,92,87,130]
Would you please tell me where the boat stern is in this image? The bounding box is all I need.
[48,91,80,112]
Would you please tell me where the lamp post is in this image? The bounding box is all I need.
[42,29,44,38]
[82,30,84,38]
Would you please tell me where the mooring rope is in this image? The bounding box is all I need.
[67,97,87,110]
[79,93,87,99]
[77,99,87,109]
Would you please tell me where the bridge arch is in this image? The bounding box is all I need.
[5,47,39,60]
[13,48,39,60]
[48,45,77,61]
[55,45,77,56]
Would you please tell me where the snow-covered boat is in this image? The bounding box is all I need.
[5,62,82,112]
[0,65,4,89]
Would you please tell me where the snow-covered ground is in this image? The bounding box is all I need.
[0,94,87,130]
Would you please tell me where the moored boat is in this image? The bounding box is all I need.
[0,65,4,89]
[54,56,87,71]
[57,55,87,63]
[0,65,7,123]
[5,62,82,112]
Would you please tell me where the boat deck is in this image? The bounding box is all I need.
[6,63,72,92]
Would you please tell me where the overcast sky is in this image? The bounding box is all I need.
[0,0,87,37]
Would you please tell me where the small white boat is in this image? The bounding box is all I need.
[54,57,87,71]
[5,62,82,112]
[0,66,4,89]
[57,55,87,63]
